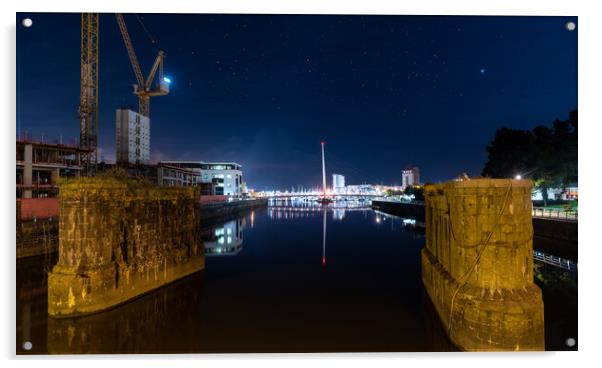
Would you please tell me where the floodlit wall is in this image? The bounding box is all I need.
[421,179,544,351]
[48,177,204,317]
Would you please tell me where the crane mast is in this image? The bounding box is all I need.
[78,13,168,174]
[115,13,169,118]
[79,13,99,176]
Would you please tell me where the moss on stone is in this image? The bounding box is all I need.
[48,176,204,317]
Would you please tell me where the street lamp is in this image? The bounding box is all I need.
[515,175,522,180]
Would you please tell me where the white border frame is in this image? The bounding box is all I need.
[2,1,600,367]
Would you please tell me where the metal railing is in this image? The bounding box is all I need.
[532,207,577,221]
[533,251,577,272]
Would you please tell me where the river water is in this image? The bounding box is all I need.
[16,200,577,354]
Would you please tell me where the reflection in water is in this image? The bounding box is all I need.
[268,198,369,221]
[16,200,577,353]
[534,250,577,272]
[17,254,56,354]
[46,273,206,354]
[203,218,245,256]
[332,208,346,221]
[534,261,578,350]
[322,210,327,266]
[374,210,425,237]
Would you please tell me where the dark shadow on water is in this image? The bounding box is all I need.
[534,262,578,351]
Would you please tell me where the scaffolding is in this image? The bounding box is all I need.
[79,13,99,176]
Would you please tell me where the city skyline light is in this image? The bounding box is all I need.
[16,14,577,189]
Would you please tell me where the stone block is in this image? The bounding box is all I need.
[422,179,544,351]
[48,176,204,317]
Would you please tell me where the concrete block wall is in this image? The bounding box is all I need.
[16,218,58,258]
[48,177,204,317]
[421,179,544,351]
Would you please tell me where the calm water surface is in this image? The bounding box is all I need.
[16,200,577,353]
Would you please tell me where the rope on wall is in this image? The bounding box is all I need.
[446,181,513,335]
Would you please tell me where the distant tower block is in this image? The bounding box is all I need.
[116,108,150,165]
[402,165,420,188]
[332,173,345,192]
[421,179,544,351]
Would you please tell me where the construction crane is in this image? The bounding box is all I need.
[79,13,99,176]
[115,13,170,118]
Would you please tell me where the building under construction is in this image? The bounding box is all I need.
[16,139,90,198]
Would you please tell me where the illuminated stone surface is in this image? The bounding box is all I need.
[48,177,204,317]
[421,179,544,351]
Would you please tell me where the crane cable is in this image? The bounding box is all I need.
[135,14,157,45]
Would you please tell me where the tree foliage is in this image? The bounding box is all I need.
[404,185,425,201]
[385,189,404,197]
[482,109,577,203]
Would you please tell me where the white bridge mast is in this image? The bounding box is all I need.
[321,141,327,196]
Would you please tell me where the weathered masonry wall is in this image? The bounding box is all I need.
[16,199,59,258]
[48,177,204,317]
[16,219,58,258]
[421,179,544,351]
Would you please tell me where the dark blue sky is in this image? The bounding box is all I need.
[16,13,577,190]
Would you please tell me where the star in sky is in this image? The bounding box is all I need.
[16,13,578,188]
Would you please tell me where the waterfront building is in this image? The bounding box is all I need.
[332,174,345,192]
[402,165,420,188]
[564,184,579,200]
[16,139,88,198]
[531,184,578,201]
[345,184,377,195]
[92,161,214,194]
[160,161,243,196]
[155,163,197,187]
[116,108,150,165]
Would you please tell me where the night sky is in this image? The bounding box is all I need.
[16,13,577,190]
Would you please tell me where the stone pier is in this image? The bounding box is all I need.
[47,176,204,317]
[421,179,544,351]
